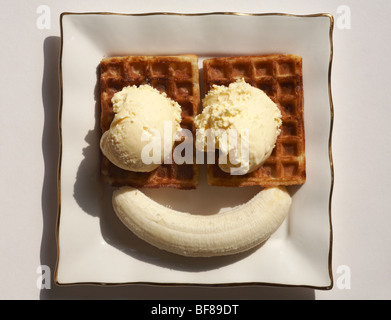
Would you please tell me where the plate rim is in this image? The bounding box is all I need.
[55,11,335,290]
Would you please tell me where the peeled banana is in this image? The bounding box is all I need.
[112,186,291,257]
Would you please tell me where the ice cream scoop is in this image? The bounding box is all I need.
[195,78,282,174]
[100,84,182,172]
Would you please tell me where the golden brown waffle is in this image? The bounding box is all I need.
[100,55,200,189]
[203,54,306,187]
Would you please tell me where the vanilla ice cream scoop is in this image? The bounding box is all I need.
[195,78,282,174]
[100,84,182,172]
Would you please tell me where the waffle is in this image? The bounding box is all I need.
[203,54,306,187]
[100,55,200,189]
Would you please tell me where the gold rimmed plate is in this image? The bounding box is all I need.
[56,12,334,289]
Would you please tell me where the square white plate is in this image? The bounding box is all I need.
[56,12,334,289]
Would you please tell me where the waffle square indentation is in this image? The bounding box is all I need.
[209,63,229,80]
[282,161,299,177]
[255,79,277,98]
[127,62,147,79]
[232,62,253,79]
[278,79,297,97]
[280,99,297,116]
[281,141,299,156]
[277,61,296,76]
[254,61,274,77]
[175,81,193,98]
[151,62,169,77]
[171,62,192,79]
[281,120,298,137]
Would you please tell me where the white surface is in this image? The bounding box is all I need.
[0,0,390,300]
[57,12,331,288]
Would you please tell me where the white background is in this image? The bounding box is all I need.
[0,0,390,300]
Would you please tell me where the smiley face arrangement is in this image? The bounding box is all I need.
[99,54,306,257]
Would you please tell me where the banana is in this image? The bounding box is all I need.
[112,186,292,257]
